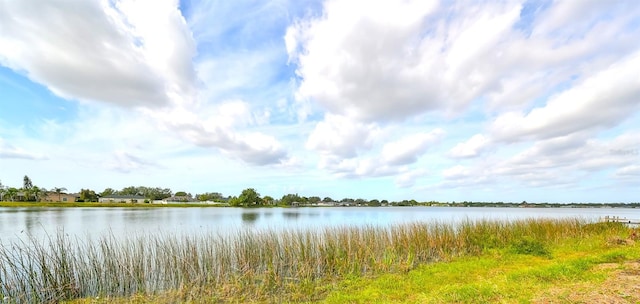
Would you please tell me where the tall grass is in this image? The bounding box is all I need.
[0,218,628,303]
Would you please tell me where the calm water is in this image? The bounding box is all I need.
[0,206,637,245]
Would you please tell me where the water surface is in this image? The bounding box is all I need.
[0,206,635,245]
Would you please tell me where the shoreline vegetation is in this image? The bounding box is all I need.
[1,201,639,209]
[0,218,638,303]
[1,177,638,208]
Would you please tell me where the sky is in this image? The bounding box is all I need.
[0,0,639,203]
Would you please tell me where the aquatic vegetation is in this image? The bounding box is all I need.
[0,218,628,303]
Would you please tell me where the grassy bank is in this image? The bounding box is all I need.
[0,219,636,303]
[0,201,226,208]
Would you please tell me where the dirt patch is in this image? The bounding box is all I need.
[535,261,640,304]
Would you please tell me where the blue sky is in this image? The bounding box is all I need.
[1,0,639,203]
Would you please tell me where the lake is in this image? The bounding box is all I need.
[0,206,636,246]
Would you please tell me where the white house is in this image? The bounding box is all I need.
[98,195,146,203]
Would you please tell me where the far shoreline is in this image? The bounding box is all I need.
[0,201,638,209]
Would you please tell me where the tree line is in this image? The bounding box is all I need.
[0,176,401,206]
[2,176,638,207]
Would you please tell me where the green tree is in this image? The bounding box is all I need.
[197,192,224,202]
[120,186,141,196]
[100,188,116,197]
[23,175,33,191]
[228,196,240,207]
[80,189,98,202]
[174,191,188,197]
[280,193,302,206]
[31,186,45,202]
[262,195,275,205]
[21,175,34,201]
[308,196,321,204]
[6,187,18,202]
[0,180,5,201]
[236,188,261,207]
[322,197,333,203]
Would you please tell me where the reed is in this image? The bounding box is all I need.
[0,218,627,303]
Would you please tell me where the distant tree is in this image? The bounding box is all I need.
[174,191,188,197]
[228,196,240,207]
[6,187,18,202]
[31,186,45,202]
[308,196,321,204]
[100,188,116,197]
[20,175,34,201]
[368,199,381,207]
[280,193,302,206]
[137,187,172,200]
[23,175,33,191]
[236,188,261,207]
[53,187,67,202]
[381,199,389,205]
[262,195,275,205]
[80,189,98,202]
[120,186,141,196]
[322,197,333,203]
[197,192,224,202]
[355,198,368,206]
[0,180,5,201]
[150,187,172,200]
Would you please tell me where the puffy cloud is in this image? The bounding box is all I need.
[150,101,289,166]
[108,151,159,173]
[442,165,472,180]
[441,131,640,189]
[449,134,490,158]
[615,165,640,180]
[491,51,640,142]
[395,168,428,188]
[309,119,444,178]
[288,0,640,124]
[0,138,47,160]
[0,0,196,108]
[381,129,444,165]
[287,1,531,121]
[306,114,381,158]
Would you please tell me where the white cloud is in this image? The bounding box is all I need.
[306,114,381,158]
[615,165,640,178]
[108,151,159,173]
[1,0,639,201]
[381,129,444,165]
[442,165,471,179]
[148,100,289,166]
[491,51,640,143]
[0,138,47,160]
[0,0,197,108]
[288,0,443,121]
[449,134,490,158]
[288,1,568,122]
[395,168,428,188]
[440,131,640,190]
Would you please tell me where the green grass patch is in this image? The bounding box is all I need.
[323,228,639,304]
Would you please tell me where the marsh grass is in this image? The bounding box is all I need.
[0,218,627,303]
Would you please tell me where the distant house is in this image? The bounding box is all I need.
[43,192,80,202]
[98,195,146,203]
[163,195,196,203]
